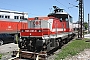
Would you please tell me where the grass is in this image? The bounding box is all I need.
[0,54,2,59]
[55,38,90,60]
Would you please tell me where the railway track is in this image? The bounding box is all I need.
[9,51,47,60]
[8,35,76,60]
[8,44,64,60]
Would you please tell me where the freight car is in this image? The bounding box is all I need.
[10,6,76,60]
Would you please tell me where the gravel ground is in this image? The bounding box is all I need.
[0,45,90,60]
[62,34,90,60]
[0,43,18,60]
[47,49,61,60]
[48,34,90,60]
[0,34,90,60]
[48,46,90,60]
[65,49,90,60]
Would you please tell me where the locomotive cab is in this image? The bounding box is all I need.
[48,6,73,32]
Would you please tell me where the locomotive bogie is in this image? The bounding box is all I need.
[18,31,74,53]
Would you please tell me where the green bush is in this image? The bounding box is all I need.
[0,54,2,59]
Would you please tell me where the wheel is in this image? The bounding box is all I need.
[0,40,3,46]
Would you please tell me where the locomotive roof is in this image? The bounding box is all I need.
[48,10,72,17]
[28,16,57,21]
[48,6,72,18]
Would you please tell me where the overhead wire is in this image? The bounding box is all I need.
[55,0,68,8]
[0,0,78,17]
[55,0,73,15]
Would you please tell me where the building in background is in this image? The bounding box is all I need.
[73,23,81,31]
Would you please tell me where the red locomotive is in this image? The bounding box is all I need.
[11,6,75,60]
[0,9,28,34]
[13,6,75,59]
[0,9,28,45]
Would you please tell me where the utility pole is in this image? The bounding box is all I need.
[78,0,84,38]
[88,13,90,34]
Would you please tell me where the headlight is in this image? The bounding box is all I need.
[43,40,45,43]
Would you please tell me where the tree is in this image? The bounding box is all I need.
[83,22,88,30]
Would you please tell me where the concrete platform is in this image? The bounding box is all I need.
[84,34,90,39]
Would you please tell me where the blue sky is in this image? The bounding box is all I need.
[0,0,89,22]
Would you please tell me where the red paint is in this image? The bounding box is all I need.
[20,28,51,36]
[21,17,73,37]
[0,21,27,33]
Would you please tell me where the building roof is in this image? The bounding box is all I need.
[0,9,28,14]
